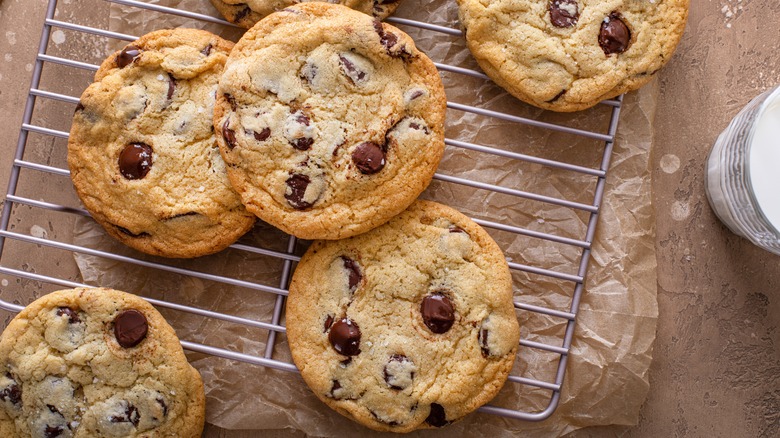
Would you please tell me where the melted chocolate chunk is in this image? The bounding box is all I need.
[478,328,490,357]
[599,12,631,55]
[118,143,153,180]
[549,0,579,28]
[338,55,366,83]
[44,425,64,438]
[328,318,361,356]
[0,375,21,406]
[546,89,567,103]
[383,354,413,390]
[374,19,398,52]
[116,45,141,68]
[166,73,176,100]
[224,93,238,111]
[156,397,169,417]
[425,403,448,427]
[234,5,252,22]
[324,314,334,333]
[222,119,237,149]
[341,256,362,291]
[56,307,80,323]
[116,226,150,238]
[201,43,212,56]
[285,174,314,210]
[352,142,386,174]
[110,402,140,428]
[421,292,455,334]
[113,309,148,348]
[253,127,271,142]
[289,113,313,151]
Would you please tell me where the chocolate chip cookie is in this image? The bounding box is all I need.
[0,288,205,437]
[68,28,256,258]
[286,200,520,432]
[208,0,402,29]
[214,3,447,240]
[457,0,690,111]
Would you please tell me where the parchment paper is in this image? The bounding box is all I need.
[74,0,660,436]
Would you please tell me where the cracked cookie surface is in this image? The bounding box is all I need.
[0,288,205,437]
[214,3,447,240]
[286,200,520,432]
[208,0,402,29]
[68,28,255,258]
[456,0,689,111]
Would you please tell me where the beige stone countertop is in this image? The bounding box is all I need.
[1,0,779,437]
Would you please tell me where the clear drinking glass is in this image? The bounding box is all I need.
[705,85,780,255]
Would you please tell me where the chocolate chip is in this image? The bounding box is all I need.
[421,292,455,334]
[110,402,140,428]
[224,93,237,111]
[116,45,141,68]
[546,89,567,103]
[253,127,271,142]
[113,309,148,348]
[549,0,579,28]
[222,119,237,149]
[340,357,352,366]
[409,90,424,100]
[341,256,362,291]
[289,113,313,151]
[448,226,466,234]
[331,380,341,393]
[234,5,252,22]
[369,409,400,426]
[425,403,448,427]
[383,354,414,390]
[285,174,314,210]
[599,12,630,55]
[47,404,60,414]
[75,102,85,113]
[374,20,398,51]
[156,397,168,417]
[478,328,490,357]
[44,425,64,438]
[324,314,334,333]
[0,375,21,406]
[56,307,80,323]
[352,142,386,175]
[328,318,361,356]
[118,143,153,180]
[166,73,176,100]
[338,54,367,84]
[115,225,150,238]
[201,43,212,56]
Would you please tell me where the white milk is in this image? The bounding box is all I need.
[705,85,780,255]
[748,94,780,230]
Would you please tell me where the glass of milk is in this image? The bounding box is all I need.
[705,85,780,255]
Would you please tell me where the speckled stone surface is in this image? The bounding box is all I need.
[0,0,779,437]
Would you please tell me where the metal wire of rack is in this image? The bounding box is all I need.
[0,0,623,424]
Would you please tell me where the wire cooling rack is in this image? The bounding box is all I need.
[0,0,623,424]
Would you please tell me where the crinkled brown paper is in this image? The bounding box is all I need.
[76,0,659,436]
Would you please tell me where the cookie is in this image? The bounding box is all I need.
[0,288,205,437]
[68,28,256,258]
[286,200,520,432]
[456,0,690,111]
[208,0,402,29]
[214,3,447,240]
